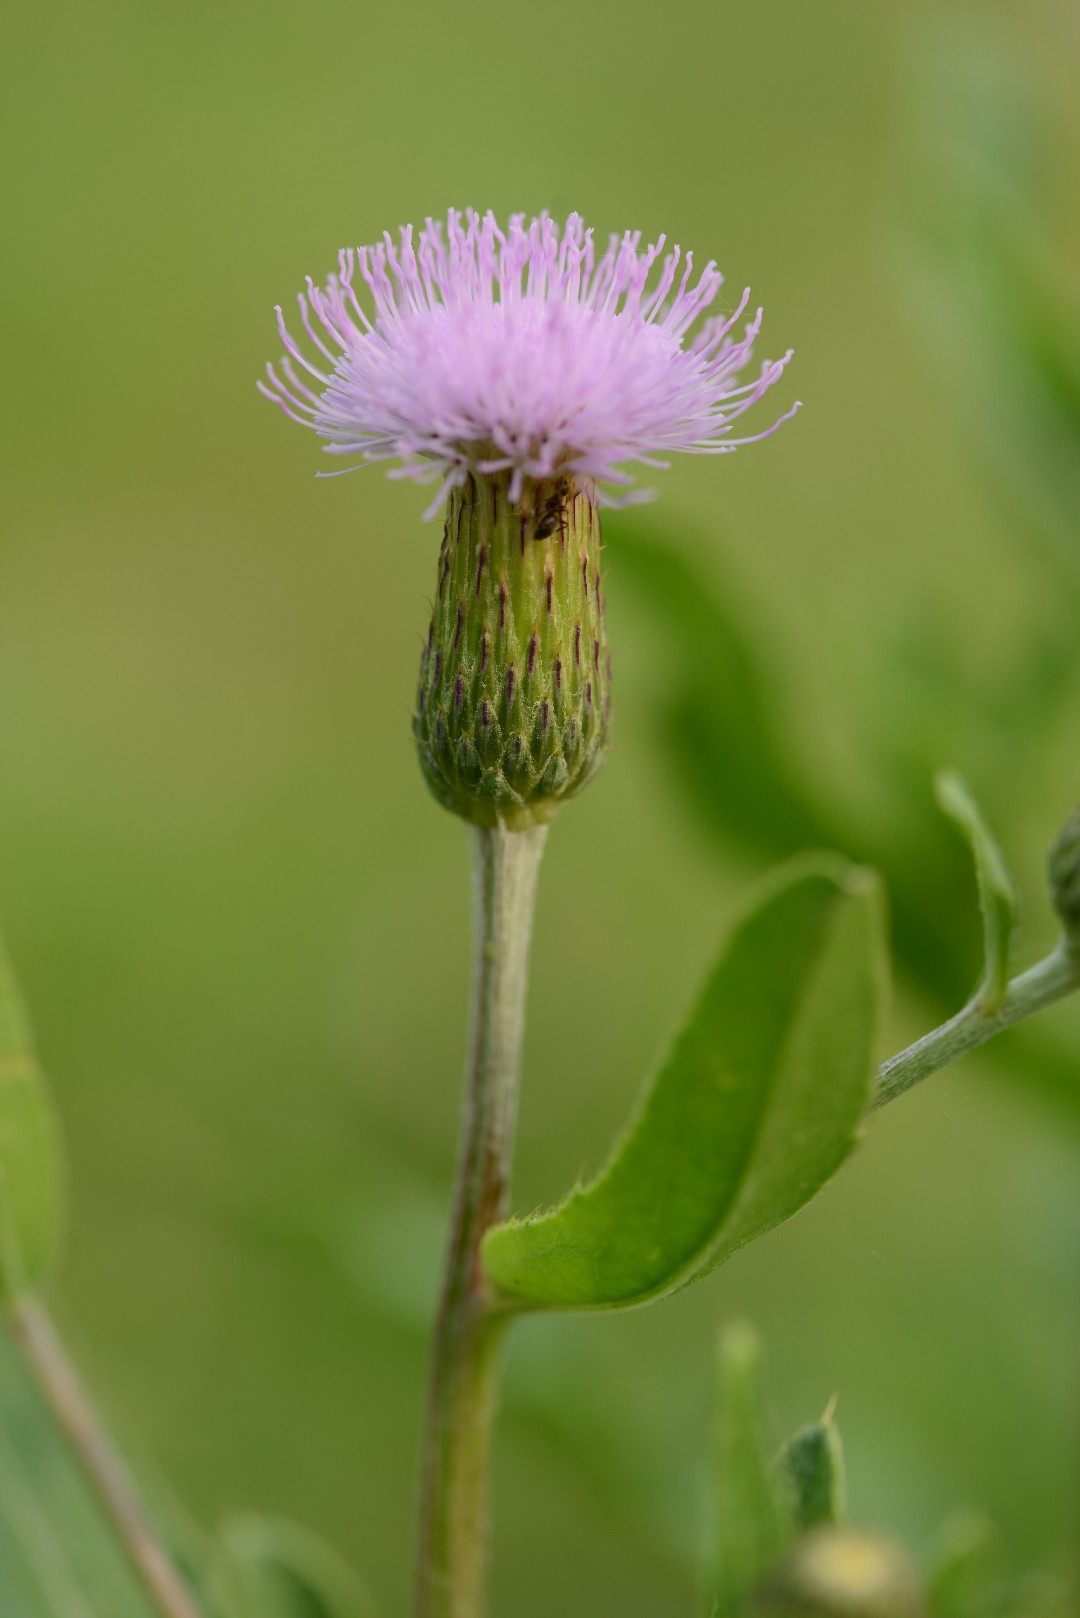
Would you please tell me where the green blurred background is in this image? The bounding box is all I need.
[2,0,1080,1613]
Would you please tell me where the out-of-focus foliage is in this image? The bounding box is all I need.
[905,37,1080,598]
[212,1516,375,1618]
[713,1324,785,1617]
[777,1406,846,1535]
[609,513,1080,1116]
[0,940,64,1303]
[608,514,972,992]
[607,35,1080,1120]
[711,1325,929,1617]
[0,1321,375,1618]
[926,1515,1004,1618]
[712,1329,1075,1618]
[748,1527,925,1618]
[1048,806,1080,945]
[0,1328,156,1618]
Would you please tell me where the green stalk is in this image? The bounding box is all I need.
[414,821,547,1618]
[874,942,1080,1110]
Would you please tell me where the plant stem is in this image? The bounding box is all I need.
[873,942,1080,1111]
[5,1298,204,1618]
[414,820,548,1618]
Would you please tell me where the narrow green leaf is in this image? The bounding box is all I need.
[1048,801,1080,946]
[0,938,64,1303]
[713,1322,784,1618]
[483,855,886,1311]
[935,772,1019,1012]
[777,1399,846,1532]
[212,1515,376,1618]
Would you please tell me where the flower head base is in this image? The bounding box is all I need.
[260,210,799,514]
[415,472,610,828]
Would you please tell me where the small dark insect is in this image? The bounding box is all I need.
[533,486,568,541]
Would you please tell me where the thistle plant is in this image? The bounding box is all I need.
[1,208,1079,1618]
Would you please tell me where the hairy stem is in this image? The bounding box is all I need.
[874,942,1080,1110]
[414,821,548,1618]
[6,1299,204,1618]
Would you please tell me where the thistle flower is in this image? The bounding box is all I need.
[261,210,798,827]
[260,209,798,513]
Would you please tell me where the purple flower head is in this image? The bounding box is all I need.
[260,209,799,516]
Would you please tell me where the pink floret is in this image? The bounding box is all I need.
[259,210,800,514]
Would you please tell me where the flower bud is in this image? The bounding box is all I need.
[413,473,610,828]
[1049,804,1080,949]
[749,1527,926,1618]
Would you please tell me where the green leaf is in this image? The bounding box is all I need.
[713,1322,785,1618]
[777,1399,846,1532]
[212,1515,376,1618]
[935,772,1019,1012]
[0,937,64,1303]
[483,855,886,1311]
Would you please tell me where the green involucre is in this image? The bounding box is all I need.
[0,938,64,1303]
[414,473,610,828]
[482,855,887,1311]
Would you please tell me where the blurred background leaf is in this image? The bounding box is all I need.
[609,510,1080,1116]
[778,1404,846,1536]
[713,1323,784,1618]
[0,1326,158,1618]
[926,1514,1004,1618]
[902,30,1080,599]
[0,939,64,1302]
[212,1515,375,1618]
